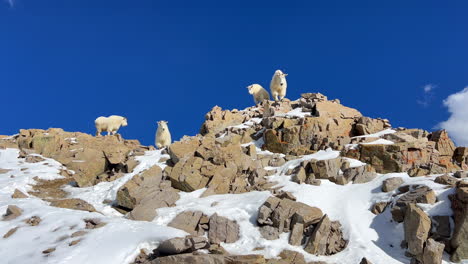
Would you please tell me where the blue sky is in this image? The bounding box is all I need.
[2,0,468,146]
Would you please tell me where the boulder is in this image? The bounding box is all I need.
[422,238,444,264]
[391,186,437,222]
[371,202,388,215]
[403,204,431,256]
[156,236,209,255]
[449,181,468,262]
[354,117,389,136]
[434,174,458,186]
[382,177,404,192]
[168,211,204,235]
[116,165,163,210]
[304,214,347,255]
[342,165,376,184]
[167,136,200,164]
[359,258,373,264]
[2,205,22,221]
[454,170,468,178]
[259,225,280,240]
[128,188,180,221]
[208,213,240,244]
[152,253,225,264]
[257,196,323,232]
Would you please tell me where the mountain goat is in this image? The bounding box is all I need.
[270,69,288,101]
[155,120,171,149]
[247,84,270,104]
[95,115,128,136]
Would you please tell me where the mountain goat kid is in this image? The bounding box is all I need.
[155,120,172,149]
[270,69,288,101]
[95,115,128,136]
[247,84,270,104]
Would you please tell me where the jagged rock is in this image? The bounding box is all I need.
[421,238,444,264]
[200,106,247,136]
[11,189,28,198]
[168,156,209,192]
[116,165,167,211]
[42,248,56,254]
[16,128,148,187]
[156,236,209,255]
[404,204,431,256]
[128,188,180,221]
[371,202,388,215]
[224,255,266,264]
[24,154,45,163]
[168,211,204,236]
[259,225,280,240]
[449,181,468,262]
[391,186,437,222]
[49,198,96,212]
[257,196,323,232]
[429,130,456,157]
[434,174,458,186]
[382,177,404,192]
[304,214,346,255]
[454,170,468,178]
[208,213,239,244]
[2,205,22,221]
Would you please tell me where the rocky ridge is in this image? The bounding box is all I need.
[1,92,467,263]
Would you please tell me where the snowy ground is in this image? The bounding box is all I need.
[0,146,457,264]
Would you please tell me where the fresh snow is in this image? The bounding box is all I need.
[276,108,311,118]
[0,147,457,264]
[352,128,396,139]
[361,138,395,145]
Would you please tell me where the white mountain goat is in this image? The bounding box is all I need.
[247,84,270,104]
[270,69,288,101]
[95,115,128,136]
[155,120,172,149]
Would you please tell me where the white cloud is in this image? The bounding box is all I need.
[6,0,14,7]
[438,87,468,146]
[423,84,434,93]
[417,84,436,107]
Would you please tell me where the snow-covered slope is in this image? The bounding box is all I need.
[0,147,457,264]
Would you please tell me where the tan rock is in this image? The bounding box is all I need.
[422,238,444,264]
[404,204,431,256]
[208,213,240,244]
[49,198,96,212]
[2,205,22,221]
[11,189,28,199]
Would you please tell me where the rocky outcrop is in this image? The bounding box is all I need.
[257,196,346,255]
[15,128,148,187]
[449,181,468,262]
[344,129,460,174]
